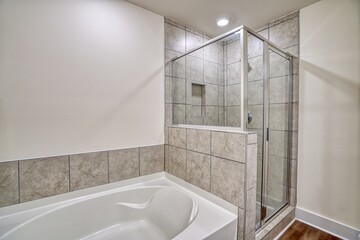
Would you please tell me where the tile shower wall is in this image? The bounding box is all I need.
[165,126,257,240]
[165,19,226,126]
[247,11,299,211]
[225,35,242,127]
[165,18,245,128]
[0,145,164,207]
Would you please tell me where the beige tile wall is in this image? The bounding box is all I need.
[165,18,226,126]
[0,144,164,207]
[165,126,257,240]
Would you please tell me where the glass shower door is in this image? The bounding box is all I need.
[261,47,292,222]
[252,39,292,229]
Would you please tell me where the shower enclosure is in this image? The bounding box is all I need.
[170,26,293,230]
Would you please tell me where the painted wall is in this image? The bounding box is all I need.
[0,0,164,162]
[298,0,360,230]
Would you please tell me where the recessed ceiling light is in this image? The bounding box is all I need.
[216,17,230,27]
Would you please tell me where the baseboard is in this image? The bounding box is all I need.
[296,207,360,240]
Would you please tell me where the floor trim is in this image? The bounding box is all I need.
[295,207,360,240]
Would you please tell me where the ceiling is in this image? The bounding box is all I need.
[125,0,320,37]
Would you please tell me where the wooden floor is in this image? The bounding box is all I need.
[279,220,341,240]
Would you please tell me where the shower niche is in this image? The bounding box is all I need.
[189,83,205,120]
[170,26,294,232]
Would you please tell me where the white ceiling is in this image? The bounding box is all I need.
[125,0,320,37]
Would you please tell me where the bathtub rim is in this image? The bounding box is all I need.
[0,172,237,218]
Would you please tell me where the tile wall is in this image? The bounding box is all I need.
[165,19,226,126]
[0,145,165,207]
[165,126,258,240]
[224,35,242,127]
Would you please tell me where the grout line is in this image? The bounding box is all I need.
[209,131,212,192]
[138,147,141,177]
[17,161,20,203]
[68,155,71,192]
[244,135,249,234]
[168,141,245,166]
[107,151,110,183]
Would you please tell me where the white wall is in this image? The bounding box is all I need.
[299,0,360,230]
[0,0,164,162]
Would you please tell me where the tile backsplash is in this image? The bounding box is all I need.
[0,144,165,207]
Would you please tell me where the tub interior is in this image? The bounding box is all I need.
[1,187,197,240]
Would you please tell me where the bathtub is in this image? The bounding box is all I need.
[0,172,237,240]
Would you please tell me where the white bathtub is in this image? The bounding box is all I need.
[0,172,237,240]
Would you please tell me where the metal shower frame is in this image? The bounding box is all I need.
[171,25,293,231]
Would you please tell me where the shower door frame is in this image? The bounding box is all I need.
[240,27,294,229]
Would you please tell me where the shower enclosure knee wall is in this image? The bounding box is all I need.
[170,26,293,230]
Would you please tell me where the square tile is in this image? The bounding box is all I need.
[248,105,263,130]
[226,62,241,85]
[172,78,186,104]
[0,162,19,207]
[227,84,241,106]
[226,106,241,127]
[165,76,172,104]
[205,84,219,106]
[248,56,263,81]
[204,106,219,126]
[165,23,185,52]
[109,148,139,182]
[211,131,246,163]
[269,104,289,131]
[270,76,289,104]
[140,145,164,175]
[246,144,257,190]
[248,80,263,105]
[186,151,210,191]
[186,31,203,58]
[186,128,211,154]
[204,61,218,84]
[168,146,187,179]
[70,152,108,191]
[20,156,69,202]
[186,55,203,82]
[165,103,173,126]
[238,208,245,239]
[166,50,185,78]
[248,134,257,144]
[269,17,299,49]
[169,127,186,148]
[226,40,240,64]
[210,156,245,207]
[204,42,221,63]
[248,34,263,58]
[245,187,256,234]
[173,104,186,124]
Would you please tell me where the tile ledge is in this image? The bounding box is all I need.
[169,124,255,134]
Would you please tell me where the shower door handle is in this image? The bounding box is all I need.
[266,128,269,141]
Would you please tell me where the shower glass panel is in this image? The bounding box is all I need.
[172,32,242,127]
